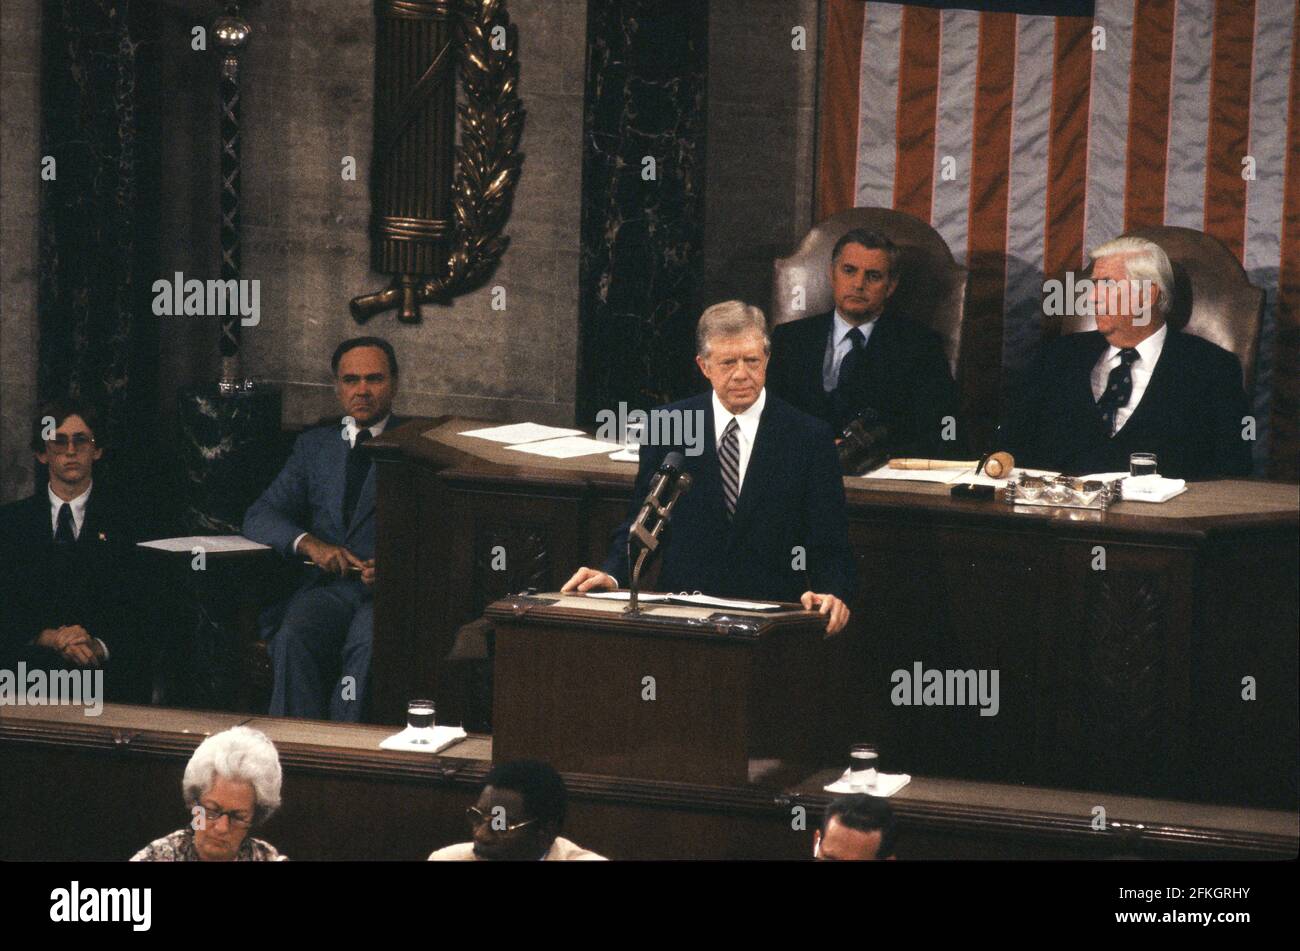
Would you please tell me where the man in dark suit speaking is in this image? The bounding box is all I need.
[243,336,404,720]
[766,229,960,457]
[1003,236,1253,480]
[563,301,855,635]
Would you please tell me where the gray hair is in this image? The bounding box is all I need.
[1088,236,1175,316]
[696,300,770,358]
[182,726,283,825]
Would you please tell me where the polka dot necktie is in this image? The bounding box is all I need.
[1096,347,1140,436]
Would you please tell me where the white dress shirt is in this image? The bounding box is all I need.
[712,387,767,495]
[1090,324,1167,433]
[293,414,391,554]
[48,482,92,540]
[822,309,880,392]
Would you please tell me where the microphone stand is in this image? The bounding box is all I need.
[625,472,693,614]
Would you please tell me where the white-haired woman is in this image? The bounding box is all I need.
[131,726,287,861]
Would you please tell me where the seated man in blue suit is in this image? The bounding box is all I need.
[562,301,855,635]
[243,337,404,721]
[1003,236,1253,480]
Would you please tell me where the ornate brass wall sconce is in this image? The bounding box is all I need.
[351,0,524,324]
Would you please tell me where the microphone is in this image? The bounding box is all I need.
[625,451,693,613]
[628,452,690,551]
[837,408,892,475]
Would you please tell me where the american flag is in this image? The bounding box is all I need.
[815,0,1298,477]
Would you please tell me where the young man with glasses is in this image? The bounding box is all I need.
[429,760,606,861]
[0,399,146,699]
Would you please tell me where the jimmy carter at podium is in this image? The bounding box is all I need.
[564,301,856,635]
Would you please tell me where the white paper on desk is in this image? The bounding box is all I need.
[379,725,467,753]
[586,591,782,612]
[824,770,912,797]
[505,435,622,458]
[858,464,1059,487]
[858,463,976,484]
[459,422,585,444]
[138,535,270,553]
[1119,475,1188,502]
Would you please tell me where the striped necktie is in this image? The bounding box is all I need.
[718,418,740,517]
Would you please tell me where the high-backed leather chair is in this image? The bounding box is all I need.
[1047,226,1263,391]
[770,208,968,379]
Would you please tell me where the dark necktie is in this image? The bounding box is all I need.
[55,503,76,544]
[342,429,373,527]
[718,418,740,518]
[1096,347,1140,436]
[833,327,869,427]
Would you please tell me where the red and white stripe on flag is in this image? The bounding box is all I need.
[815,0,1300,478]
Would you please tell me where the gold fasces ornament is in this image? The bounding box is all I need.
[352,0,525,324]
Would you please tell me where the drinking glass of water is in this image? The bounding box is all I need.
[407,699,436,743]
[1129,452,1158,478]
[848,744,879,791]
[623,419,646,456]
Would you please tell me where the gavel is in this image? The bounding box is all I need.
[888,451,1016,479]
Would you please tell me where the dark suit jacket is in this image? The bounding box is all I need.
[1002,329,1253,479]
[242,416,404,634]
[767,309,962,458]
[0,487,148,701]
[602,393,855,603]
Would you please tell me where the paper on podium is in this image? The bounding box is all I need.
[585,591,783,611]
[138,535,270,553]
[379,725,467,753]
[459,422,584,443]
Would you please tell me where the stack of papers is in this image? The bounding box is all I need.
[585,591,782,612]
[459,422,621,459]
[506,435,623,458]
[138,535,270,553]
[459,422,584,443]
[859,463,1059,487]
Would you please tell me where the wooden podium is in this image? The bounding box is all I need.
[485,593,830,786]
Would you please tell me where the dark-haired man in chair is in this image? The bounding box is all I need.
[243,336,404,721]
[767,229,961,458]
[0,399,148,701]
[1003,237,1253,480]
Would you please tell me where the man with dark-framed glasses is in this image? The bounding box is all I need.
[429,759,605,861]
[0,398,147,700]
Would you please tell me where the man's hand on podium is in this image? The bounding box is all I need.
[561,567,618,593]
[801,591,850,636]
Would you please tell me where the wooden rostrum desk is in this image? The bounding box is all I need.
[368,417,1299,809]
[0,704,1294,861]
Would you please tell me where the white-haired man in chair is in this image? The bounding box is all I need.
[1003,236,1253,480]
